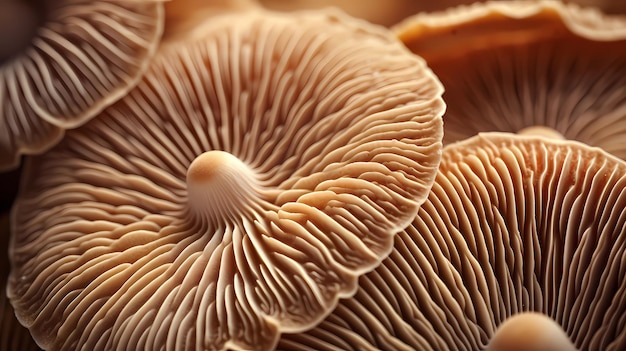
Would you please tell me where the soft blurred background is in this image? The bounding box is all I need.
[260,0,626,26]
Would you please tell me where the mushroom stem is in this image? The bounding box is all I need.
[0,0,43,64]
[517,126,565,140]
[186,151,261,226]
[487,312,577,351]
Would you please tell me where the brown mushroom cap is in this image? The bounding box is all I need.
[393,0,626,159]
[0,0,164,171]
[278,132,626,351]
[8,9,444,351]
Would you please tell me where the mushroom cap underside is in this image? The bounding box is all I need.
[393,0,626,160]
[278,132,626,351]
[9,9,444,351]
[0,0,164,171]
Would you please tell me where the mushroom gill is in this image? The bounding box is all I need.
[278,132,626,351]
[260,0,626,26]
[0,0,164,171]
[8,9,444,351]
[393,0,626,159]
[258,0,427,27]
[1,213,40,351]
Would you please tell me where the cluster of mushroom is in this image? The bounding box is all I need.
[1,0,626,350]
[281,1,626,350]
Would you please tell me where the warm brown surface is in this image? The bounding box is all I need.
[163,0,260,41]
[261,0,626,27]
[0,0,164,171]
[486,312,577,351]
[260,0,427,26]
[1,213,40,351]
[394,1,626,160]
[8,9,444,350]
[279,132,626,350]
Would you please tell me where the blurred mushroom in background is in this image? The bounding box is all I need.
[259,0,626,27]
[8,8,444,351]
[278,132,626,351]
[259,0,426,26]
[566,0,626,13]
[393,0,626,160]
[162,0,260,41]
[0,0,164,171]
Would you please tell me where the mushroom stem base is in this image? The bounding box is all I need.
[487,312,576,351]
[186,151,262,226]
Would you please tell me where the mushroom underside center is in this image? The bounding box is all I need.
[0,0,46,65]
[186,151,263,225]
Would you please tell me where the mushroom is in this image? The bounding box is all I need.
[8,8,444,351]
[393,0,626,159]
[0,293,39,351]
[278,132,626,351]
[486,312,577,351]
[260,0,626,27]
[0,0,164,171]
[1,212,40,351]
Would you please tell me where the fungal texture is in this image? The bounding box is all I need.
[394,0,626,159]
[8,9,444,351]
[278,132,626,351]
[1,213,40,351]
[0,0,164,171]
